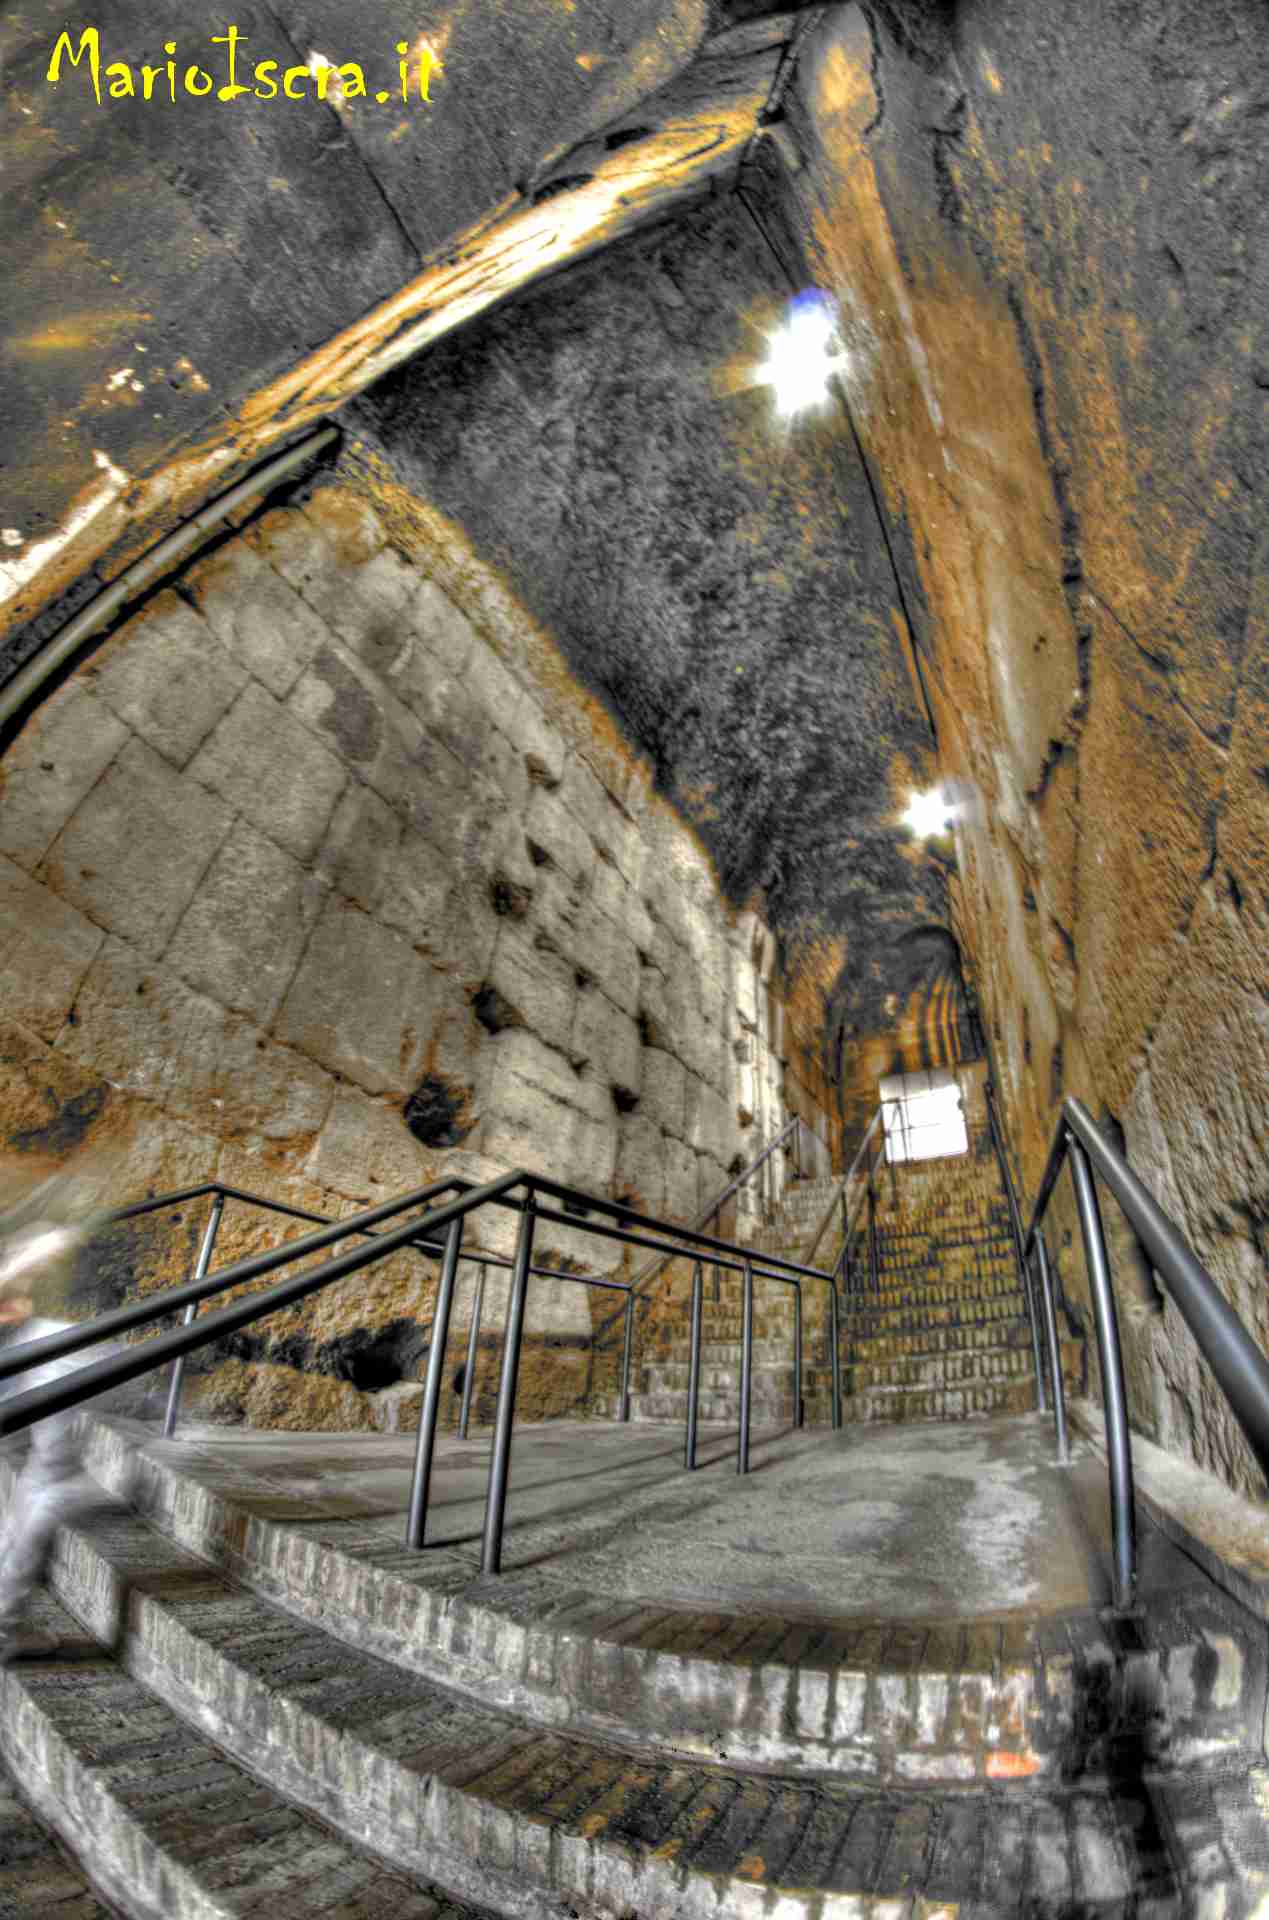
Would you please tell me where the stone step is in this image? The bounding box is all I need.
[0,1749,113,1917]
[7,1442,1233,1916]
[77,1420,1265,1805]
[657,1322,1037,1370]
[642,1344,1050,1400]
[840,1288,1031,1327]
[841,1379,1044,1423]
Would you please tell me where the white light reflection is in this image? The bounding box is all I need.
[753,291,848,419]
[902,789,957,838]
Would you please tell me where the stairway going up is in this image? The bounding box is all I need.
[610,1137,1082,1430]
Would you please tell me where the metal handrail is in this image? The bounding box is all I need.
[983,1079,1049,1420]
[0,1163,837,1577]
[800,1106,883,1274]
[594,1112,807,1342]
[1022,1095,1269,1612]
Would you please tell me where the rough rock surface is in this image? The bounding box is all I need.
[349,190,949,1100]
[0,478,826,1428]
[775,0,1268,1496]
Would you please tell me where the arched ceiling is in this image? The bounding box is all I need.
[1,0,955,1100]
[0,1,820,637]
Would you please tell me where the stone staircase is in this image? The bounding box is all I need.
[607,1150,1082,1430]
[0,1411,1265,1917]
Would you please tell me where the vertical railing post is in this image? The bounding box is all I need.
[867,1176,879,1298]
[162,1191,225,1440]
[1068,1137,1136,1611]
[1034,1233,1069,1465]
[738,1257,754,1475]
[685,1260,703,1470]
[829,1276,841,1431]
[986,1079,1048,1413]
[406,1214,464,1550]
[482,1194,536,1577]
[711,1211,720,1302]
[458,1261,484,1441]
[619,1289,635,1422]
[793,1282,803,1429]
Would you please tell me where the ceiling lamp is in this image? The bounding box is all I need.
[755,291,847,419]
[902,788,957,838]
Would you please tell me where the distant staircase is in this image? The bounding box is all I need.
[604,1145,1082,1429]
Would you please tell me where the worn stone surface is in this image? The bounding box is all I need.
[351,190,946,1111]
[771,0,1269,1499]
[0,483,819,1425]
[4,1422,1261,1917]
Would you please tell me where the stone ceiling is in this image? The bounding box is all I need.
[2,0,954,1101]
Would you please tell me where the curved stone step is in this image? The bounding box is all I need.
[0,1600,494,1920]
[1,1468,1188,1918]
[76,1421,1265,1803]
[0,1746,114,1917]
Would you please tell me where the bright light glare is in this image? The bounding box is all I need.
[902,789,957,837]
[755,293,848,419]
[0,1226,77,1285]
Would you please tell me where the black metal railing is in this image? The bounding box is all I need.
[983,1078,1052,1429]
[596,1112,809,1329]
[1022,1095,1269,1613]
[0,1166,836,1576]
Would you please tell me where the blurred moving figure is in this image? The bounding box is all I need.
[0,1158,118,1661]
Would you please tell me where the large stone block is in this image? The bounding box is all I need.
[684,1073,733,1169]
[276,893,448,1095]
[570,990,641,1095]
[306,1082,435,1206]
[188,682,346,866]
[42,735,233,961]
[662,1135,698,1224]
[483,923,578,1056]
[90,591,248,769]
[477,1030,616,1192]
[300,486,387,565]
[62,936,333,1144]
[514,698,566,790]
[590,855,656,955]
[285,641,389,778]
[523,785,594,884]
[558,752,609,843]
[0,681,129,871]
[164,817,326,1026]
[614,1112,667,1218]
[312,781,402,915]
[461,642,526,746]
[0,856,104,1042]
[409,576,478,680]
[639,1048,686,1140]
[379,837,501,984]
[571,899,641,1019]
[185,538,334,698]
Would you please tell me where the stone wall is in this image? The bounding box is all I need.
[0,469,828,1430]
[773,0,1268,1495]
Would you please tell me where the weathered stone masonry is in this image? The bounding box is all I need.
[0,471,830,1430]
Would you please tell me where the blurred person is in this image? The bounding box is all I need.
[0,1158,120,1661]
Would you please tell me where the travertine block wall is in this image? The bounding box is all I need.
[0,473,826,1428]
